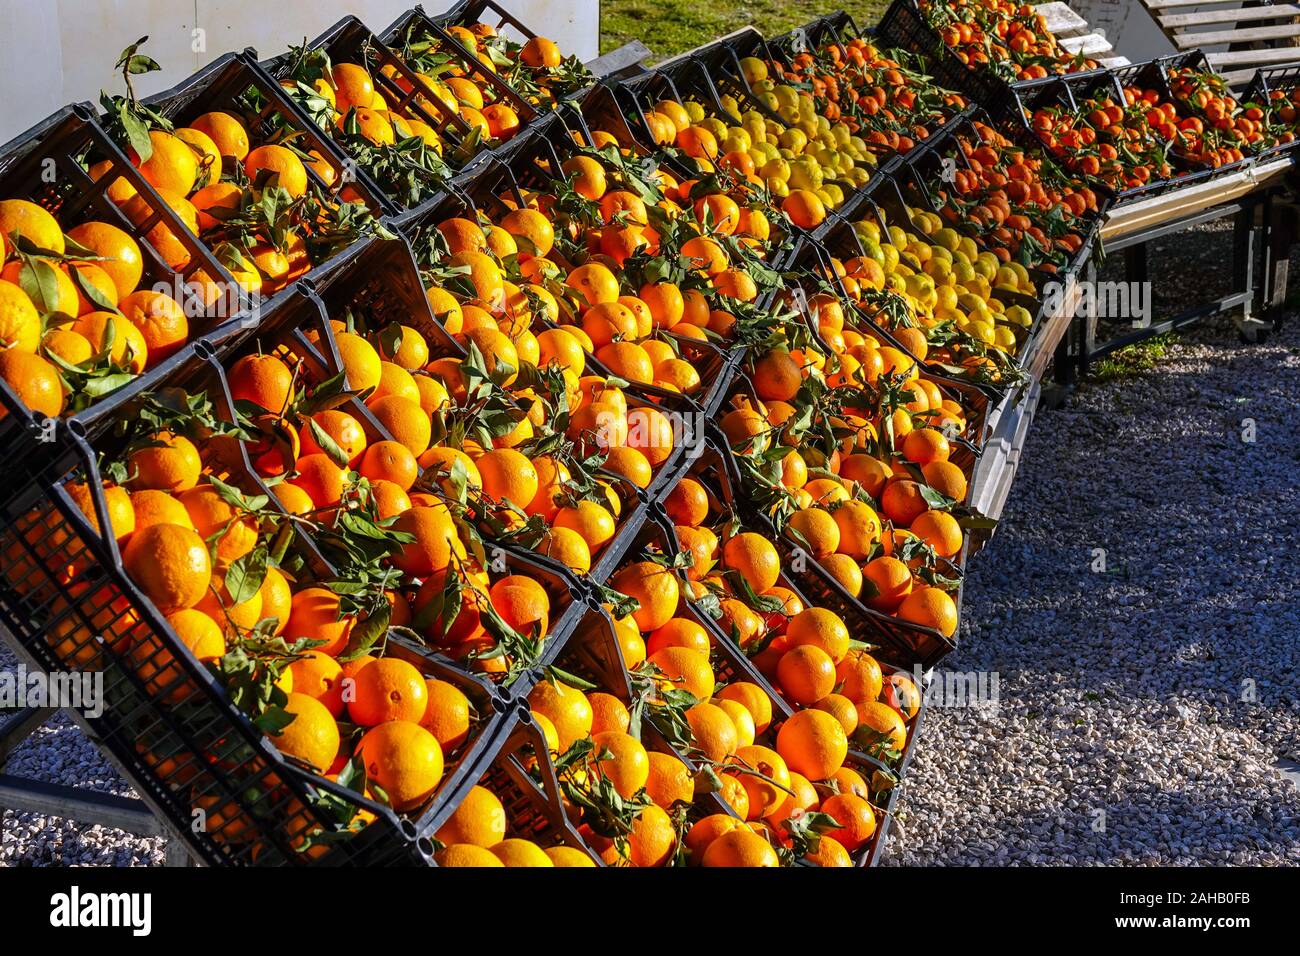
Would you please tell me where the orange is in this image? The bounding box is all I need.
[753,349,802,402]
[767,771,819,826]
[359,440,418,491]
[602,446,653,489]
[259,566,292,636]
[349,657,429,726]
[645,750,694,808]
[862,556,913,611]
[228,353,293,414]
[288,649,345,716]
[71,311,148,373]
[813,693,859,735]
[132,130,198,195]
[836,649,883,704]
[715,682,773,735]
[129,489,193,534]
[244,144,307,198]
[437,217,487,254]
[274,692,339,773]
[164,608,225,663]
[897,586,958,636]
[566,262,619,308]
[555,501,616,553]
[902,427,951,465]
[370,481,411,519]
[676,125,718,159]
[489,575,551,638]
[911,509,964,558]
[805,834,853,867]
[529,678,593,750]
[273,482,314,516]
[477,447,539,510]
[392,503,465,576]
[717,773,750,819]
[123,523,211,612]
[64,221,139,299]
[371,361,421,405]
[436,785,506,847]
[821,792,876,852]
[357,720,444,811]
[288,453,349,509]
[776,645,836,706]
[680,235,728,276]
[818,553,861,598]
[421,679,472,749]
[65,480,134,544]
[786,607,850,663]
[284,587,356,657]
[856,699,908,752]
[492,839,554,867]
[783,189,826,229]
[0,199,64,254]
[546,845,596,867]
[539,526,591,576]
[922,459,968,502]
[123,432,199,495]
[700,827,779,867]
[728,744,790,819]
[786,507,839,560]
[686,702,738,762]
[722,532,780,594]
[189,111,250,160]
[590,730,650,798]
[611,560,680,632]
[600,804,675,867]
[521,35,562,68]
[300,409,367,466]
[881,479,928,527]
[647,621,712,658]
[334,330,383,391]
[500,207,554,258]
[647,646,714,700]
[840,454,892,498]
[777,709,848,780]
[438,844,503,867]
[588,692,631,736]
[0,260,76,316]
[0,280,41,352]
[685,813,742,854]
[560,156,607,200]
[368,395,431,455]
[640,282,684,330]
[831,499,882,560]
[623,406,674,466]
[664,477,708,527]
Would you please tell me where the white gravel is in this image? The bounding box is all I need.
[886,313,1300,866]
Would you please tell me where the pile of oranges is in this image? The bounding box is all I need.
[756,36,965,159]
[0,197,191,420]
[920,0,1098,82]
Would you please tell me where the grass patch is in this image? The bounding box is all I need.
[600,0,888,59]
[1091,333,1179,381]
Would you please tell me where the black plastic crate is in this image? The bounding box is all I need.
[381,6,554,119]
[0,105,253,471]
[134,50,389,281]
[1241,65,1300,158]
[261,15,500,216]
[419,703,598,859]
[0,423,436,865]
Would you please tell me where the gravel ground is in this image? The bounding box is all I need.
[886,309,1300,865]
[3,224,1298,867]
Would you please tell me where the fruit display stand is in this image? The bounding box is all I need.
[1,1,1297,869]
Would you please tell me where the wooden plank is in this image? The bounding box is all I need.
[1208,47,1300,65]
[1161,5,1300,28]
[1101,157,1293,241]
[1173,24,1300,47]
[1034,2,1089,38]
[1059,33,1115,56]
[1220,66,1264,86]
[1144,0,1257,9]
[1098,55,1134,67]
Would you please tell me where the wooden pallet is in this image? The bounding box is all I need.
[1137,0,1300,86]
[1035,2,1132,67]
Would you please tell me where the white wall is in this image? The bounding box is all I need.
[0,0,599,144]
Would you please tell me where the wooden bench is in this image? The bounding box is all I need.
[1137,0,1300,86]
